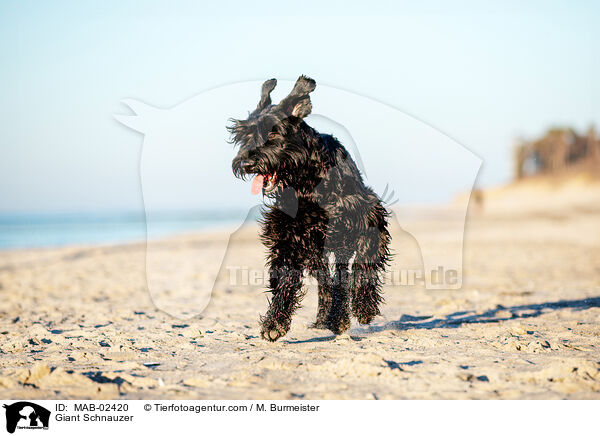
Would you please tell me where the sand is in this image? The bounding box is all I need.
[1,187,599,399]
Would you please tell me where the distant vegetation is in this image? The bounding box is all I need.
[514,126,600,179]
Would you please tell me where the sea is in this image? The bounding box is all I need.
[0,209,257,250]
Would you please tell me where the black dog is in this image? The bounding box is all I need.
[230,76,390,341]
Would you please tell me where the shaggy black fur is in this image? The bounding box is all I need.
[229,76,391,341]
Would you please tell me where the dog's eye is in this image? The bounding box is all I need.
[268,132,278,140]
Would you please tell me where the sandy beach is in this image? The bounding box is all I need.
[1,179,599,400]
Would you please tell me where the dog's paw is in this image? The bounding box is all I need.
[354,306,380,325]
[326,315,351,335]
[356,315,374,325]
[260,317,289,342]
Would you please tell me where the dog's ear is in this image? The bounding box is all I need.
[256,78,277,112]
[291,97,312,118]
[279,75,316,119]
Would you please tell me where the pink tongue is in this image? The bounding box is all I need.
[251,175,264,195]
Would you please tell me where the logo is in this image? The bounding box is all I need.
[2,402,50,434]
[114,80,482,319]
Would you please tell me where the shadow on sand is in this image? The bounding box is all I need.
[287,296,600,343]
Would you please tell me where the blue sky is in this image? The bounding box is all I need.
[0,1,598,212]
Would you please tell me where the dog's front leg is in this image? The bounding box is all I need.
[325,260,351,335]
[260,260,304,342]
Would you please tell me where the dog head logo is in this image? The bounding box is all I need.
[114,78,481,319]
[3,402,50,433]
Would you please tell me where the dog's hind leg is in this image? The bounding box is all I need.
[350,261,383,325]
[313,290,332,329]
[350,216,391,325]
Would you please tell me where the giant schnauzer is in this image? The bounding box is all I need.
[229,76,390,341]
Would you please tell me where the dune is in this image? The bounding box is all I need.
[463,167,600,217]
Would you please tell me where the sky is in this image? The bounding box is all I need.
[0,1,598,213]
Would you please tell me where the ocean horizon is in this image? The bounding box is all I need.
[0,209,258,250]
